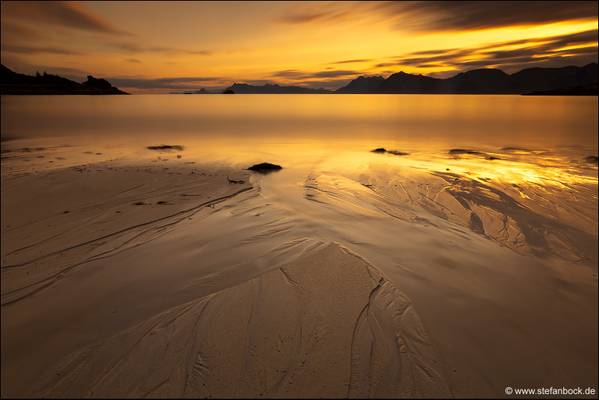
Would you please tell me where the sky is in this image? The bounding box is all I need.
[1,1,597,93]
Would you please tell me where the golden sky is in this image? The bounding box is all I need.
[1,1,597,92]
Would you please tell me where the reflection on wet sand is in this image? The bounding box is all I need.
[1,135,597,397]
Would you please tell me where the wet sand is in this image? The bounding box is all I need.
[1,138,597,398]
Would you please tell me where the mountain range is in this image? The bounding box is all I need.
[2,63,597,95]
[225,83,330,94]
[0,64,128,95]
[335,63,598,94]
[222,63,597,95]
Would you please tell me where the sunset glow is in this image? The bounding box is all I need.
[1,1,597,92]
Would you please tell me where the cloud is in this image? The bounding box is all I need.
[387,29,598,72]
[1,43,84,55]
[271,69,359,80]
[278,4,352,24]
[330,58,372,64]
[280,10,334,24]
[1,38,212,58]
[309,70,359,78]
[292,78,354,90]
[109,41,212,55]
[107,76,222,90]
[385,1,598,31]
[265,68,364,90]
[125,58,141,63]
[278,1,597,31]
[271,70,305,79]
[0,21,45,41]
[1,1,130,35]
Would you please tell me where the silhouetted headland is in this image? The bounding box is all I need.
[0,65,128,95]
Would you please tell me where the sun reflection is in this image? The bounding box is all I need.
[357,151,599,190]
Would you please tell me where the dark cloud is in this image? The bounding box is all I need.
[549,28,598,47]
[388,29,598,72]
[0,38,212,58]
[108,76,222,90]
[1,43,84,56]
[188,50,213,56]
[416,62,447,68]
[331,58,372,64]
[278,7,351,24]
[408,48,460,56]
[0,22,45,41]
[1,1,130,35]
[310,70,358,78]
[271,70,305,79]
[272,69,359,80]
[265,69,363,91]
[295,78,354,90]
[280,10,333,24]
[381,1,598,31]
[279,1,597,31]
[125,58,141,64]
[374,62,397,68]
[110,42,212,55]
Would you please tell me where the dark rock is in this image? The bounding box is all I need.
[386,150,410,156]
[501,146,533,153]
[371,148,409,156]
[247,162,283,173]
[584,155,598,164]
[449,148,485,156]
[147,144,184,151]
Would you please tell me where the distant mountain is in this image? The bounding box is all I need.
[336,75,385,93]
[0,64,128,95]
[225,83,331,94]
[336,63,598,94]
[170,88,214,94]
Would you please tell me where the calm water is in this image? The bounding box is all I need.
[2,94,598,152]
